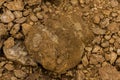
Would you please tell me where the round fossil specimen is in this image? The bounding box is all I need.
[25,14,93,73]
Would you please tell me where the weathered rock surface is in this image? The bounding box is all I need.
[25,13,93,73]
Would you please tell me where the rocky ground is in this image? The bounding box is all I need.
[0,0,120,80]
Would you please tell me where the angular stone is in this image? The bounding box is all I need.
[4,63,14,71]
[99,64,120,80]
[14,70,27,78]
[93,15,100,24]
[116,58,120,67]
[3,41,37,66]
[0,10,15,23]
[82,55,89,66]
[110,0,118,7]
[92,27,106,35]
[6,0,24,11]
[22,23,32,36]
[110,52,117,64]
[0,23,7,37]
[107,22,119,33]
[101,41,109,48]
[75,70,85,80]
[90,54,105,65]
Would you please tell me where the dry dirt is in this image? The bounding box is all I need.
[0,0,120,80]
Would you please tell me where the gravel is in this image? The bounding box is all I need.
[0,0,120,79]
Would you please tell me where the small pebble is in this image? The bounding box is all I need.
[7,22,14,31]
[79,0,85,4]
[70,0,78,5]
[109,47,114,52]
[116,58,120,67]
[14,32,23,39]
[93,15,100,24]
[101,41,109,48]
[85,47,92,52]
[36,12,44,20]
[0,62,6,68]
[110,0,118,7]
[13,11,23,18]
[23,10,30,16]
[90,54,105,65]
[76,70,85,80]
[117,31,120,36]
[14,70,27,78]
[100,18,110,28]
[33,7,41,12]
[4,63,14,71]
[107,22,119,33]
[92,45,101,53]
[22,23,32,36]
[82,55,89,66]
[0,23,7,37]
[110,52,117,64]
[11,76,18,80]
[104,35,111,40]
[77,64,84,70]
[0,10,15,23]
[10,24,20,35]
[4,37,15,48]
[105,53,110,61]
[92,27,106,35]
[117,49,120,55]
[14,17,27,23]
[99,64,120,80]
[102,10,111,16]
[116,16,120,22]
[30,13,38,22]
[111,12,118,17]
[0,69,4,77]
[109,38,115,44]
